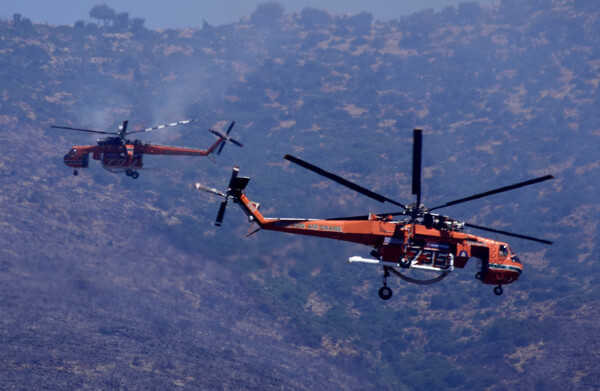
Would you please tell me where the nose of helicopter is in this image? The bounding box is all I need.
[509,253,523,274]
[63,149,89,168]
[493,255,523,285]
[63,151,77,167]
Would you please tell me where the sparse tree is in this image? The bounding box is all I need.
[130,17,146,32]
[113,12,130,30]
[250,2,285,26]
[12,13,33,31]
[90,4,117,26]
[300,8,332,29]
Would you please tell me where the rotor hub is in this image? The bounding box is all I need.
[405,203,429,217]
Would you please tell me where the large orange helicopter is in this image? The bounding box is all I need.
[51,119,242,178]
[195,129,553,300]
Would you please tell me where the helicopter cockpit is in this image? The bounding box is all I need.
[498,244,522,264]
[499,244,509,257]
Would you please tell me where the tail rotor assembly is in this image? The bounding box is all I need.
[195,166,250,226]
[209,121,243,156]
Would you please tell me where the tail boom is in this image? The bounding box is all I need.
[233,192,385,246]
[143,139,222,156]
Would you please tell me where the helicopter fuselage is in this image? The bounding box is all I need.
[63,141,145,174]
[233,191,522,288]
[54,118,242,178]
[63,137,225,177]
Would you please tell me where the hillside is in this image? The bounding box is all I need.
[1,1,599,390]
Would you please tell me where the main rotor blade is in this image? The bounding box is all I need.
[325,211,406,221]
[412,128,422,207]
[464,222,553,245]
[430,174,555,211]
[127,119,199,134]
[50,125,115,135]
[284,154,406,209]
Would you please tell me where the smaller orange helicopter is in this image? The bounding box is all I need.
[195,129,553,300]
[51,120,242,178]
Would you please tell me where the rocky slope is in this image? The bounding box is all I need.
[1,1,599,389]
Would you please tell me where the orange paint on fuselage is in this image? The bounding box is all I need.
[63,137,224,174]
[235,192,522,287]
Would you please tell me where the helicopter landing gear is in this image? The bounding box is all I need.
[125,169,139,179]
[379,286,393,300]
[72,170,78,176]
[399,256,411,269]
[399,248,422,269]
[378,267,393,300]
[494,286,503,296]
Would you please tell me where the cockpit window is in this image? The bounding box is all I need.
[499,245,508,257]
[511,255,522,264]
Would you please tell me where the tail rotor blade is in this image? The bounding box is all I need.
[217,136,243,154]
[227,137,243,148]
[193,180,229,226]
[210,128,226,138]
[216,140,227,155]
[228,166,239,186]
[215,200,227,226]
[226,121,235,135]
[194,182,225,197]
[211,121,242,155]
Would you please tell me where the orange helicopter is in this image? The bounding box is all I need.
[195,129,553,300]
[51,119,242,178]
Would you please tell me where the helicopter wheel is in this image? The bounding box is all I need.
[494,286,503,296]
[378,286,393,301]
[399,257,411,269]
[125,169,133,177]
[131,171,139,179]
[72,170,78,176]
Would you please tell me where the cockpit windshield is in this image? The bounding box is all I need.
[499,245,508,257]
